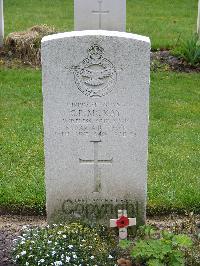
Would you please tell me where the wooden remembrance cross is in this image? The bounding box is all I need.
[92,0,109,29]
[110,210,136,242]
[79,140,113,192]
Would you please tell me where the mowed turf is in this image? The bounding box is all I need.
[0,69,200,213]
[4,0,198,49]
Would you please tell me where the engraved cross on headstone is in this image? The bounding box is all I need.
[79,140,113,192]
[92,0,109,29]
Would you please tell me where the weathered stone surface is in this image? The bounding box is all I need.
[41,30,150,225]
[0,0,4,47]
[74,0,126,31]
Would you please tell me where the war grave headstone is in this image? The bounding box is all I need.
[42,30,150,225]
[0,0,4,47]
[74,0,126,31]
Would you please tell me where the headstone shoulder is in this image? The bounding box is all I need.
[42,30,150,45]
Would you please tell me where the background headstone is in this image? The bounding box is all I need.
[74,0,126,31]
[42,31,150,225]
[0,0,4,47]
[198,0,200,37]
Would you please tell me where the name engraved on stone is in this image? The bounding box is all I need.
[92,0,109,29]
[71,44,117,98]
[79,140,113,192]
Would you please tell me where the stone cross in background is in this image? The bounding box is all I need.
[110,210,136,241]
[198,0,200,37]
[0,0,4,47]
[74,0,126,31]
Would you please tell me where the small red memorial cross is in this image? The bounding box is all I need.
[110,210,136,241]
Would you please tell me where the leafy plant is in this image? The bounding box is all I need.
[131,226,193,266]
[12,222,116,266]
[175,34,200,65]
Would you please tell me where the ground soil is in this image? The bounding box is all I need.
[151,50,200,73]
[0,214,199,266]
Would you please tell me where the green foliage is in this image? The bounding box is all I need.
[118,240,132,250]
[12,222,116,266]
[175,34,200,65]
[131,225,193,266]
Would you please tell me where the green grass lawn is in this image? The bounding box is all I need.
[4,0,198,49]
[0,69,199,214]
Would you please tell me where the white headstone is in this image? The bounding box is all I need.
[41,31,150,225]
[74,0,126,31]
[198,0,200,37]
[0,0,4,47]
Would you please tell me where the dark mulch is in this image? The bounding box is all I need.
[0,215,46,266]
[151,50,200,73]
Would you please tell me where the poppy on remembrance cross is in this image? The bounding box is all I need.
[110,210,136,242]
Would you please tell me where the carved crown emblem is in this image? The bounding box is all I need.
[71,44,117,97]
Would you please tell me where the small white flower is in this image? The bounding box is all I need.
[108,254,113,259]
[16,255,20,259]
[90,256,94,259]
[58,231,62,235]
[65,256,70,262]
[22,225,28,230]
[25,262,29,265]
[21,251,26,256]
[48,240,52,244]
[63,234,66,238]
[73,254,77,259]
[54,261,62,266]
[68,244,73,249]
[52,251,56,256]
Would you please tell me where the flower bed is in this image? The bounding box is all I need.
[12,215,200,266]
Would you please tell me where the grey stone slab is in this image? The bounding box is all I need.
[74,0,126,31]
[41,30,150,225]
[0,0,4,47]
